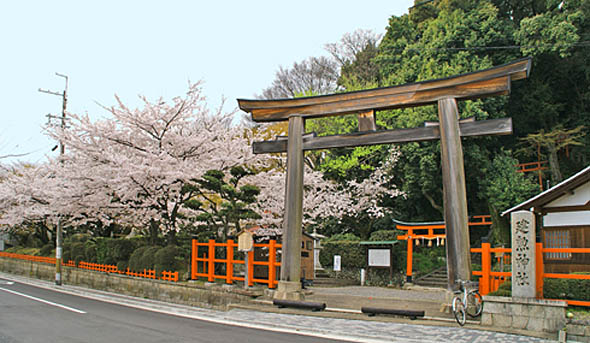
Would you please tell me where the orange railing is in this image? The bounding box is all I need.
[0,251,179,282]
[471,243,511,295]
[191,239,281,288]
[472,243,590,307]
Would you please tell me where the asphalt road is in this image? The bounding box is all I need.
[0,278,348,343]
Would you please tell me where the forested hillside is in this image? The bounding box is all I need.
[260,0,589,243]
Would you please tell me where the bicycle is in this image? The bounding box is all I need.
[451,280,483,326]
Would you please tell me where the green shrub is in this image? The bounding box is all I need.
[413,246,446,276]
[70,242,86,263]
[25,234,43,248]
[109,239,135,262]
[320,241,365,269]
[368,230,400,242]
[128,246,150,271]
[129,246,160,272]
[117,260,128,271]
[40,243,54,257]
[84,242,97,262]
[543,275,590,301]
[154,245,179,276]
[5,247,41,255]
[95,238,142,266]
[69,233,91,243]
[74,255,85,266]
[62,242,72,262]
[325,233,361,242]
[140,246,160,270]
[95,238,111,264]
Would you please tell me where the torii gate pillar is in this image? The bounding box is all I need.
[438,98,471,288]
[238,58,531,297]
[274,115,305,300]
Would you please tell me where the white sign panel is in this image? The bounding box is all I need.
[368,249,390,267]
[333,255,341,271]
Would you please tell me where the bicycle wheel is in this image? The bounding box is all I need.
[466,291,483,318]
[452,296,466,326]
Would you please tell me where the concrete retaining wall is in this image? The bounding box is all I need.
[482,295,567,333]
[565,320,590,343]
[0,257,260,310]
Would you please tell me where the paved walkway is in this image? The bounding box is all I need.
[0,273,555,343]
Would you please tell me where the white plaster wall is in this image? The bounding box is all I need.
[542,182,590,227]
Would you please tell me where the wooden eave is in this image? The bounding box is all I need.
[238,57,531,122]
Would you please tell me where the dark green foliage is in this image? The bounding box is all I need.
[154,245,179,276]
[84,242,97,262]
[39,243,54,257]
[62,242,71,263]
[185,167,261,241]
[117,260,128,271]
[70,242,85,264]
[128,246,161,272]
[413,246,446,276]
[320,241,365,269]
[489,280,512,296]
[95,238,141,265]
[69,233,91,243]
[368,230,400,241]
[128,246,150,272]
[543,275,590,301]
[140,246,160,271]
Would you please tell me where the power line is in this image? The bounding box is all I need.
[385,41,590,53]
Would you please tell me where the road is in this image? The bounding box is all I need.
[0,278,347,343]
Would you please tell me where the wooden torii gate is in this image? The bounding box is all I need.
[238,57,531,300]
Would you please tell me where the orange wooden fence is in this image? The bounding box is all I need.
[471,243,590,307]
[396,215,492,282]
[191,239,281,288]
[0,251,178,282]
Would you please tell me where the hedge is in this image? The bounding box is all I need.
[319,241,365,269]
[543,275,590,301]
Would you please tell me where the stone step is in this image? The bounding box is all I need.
[312,277,358,287]
[415,280,447,288]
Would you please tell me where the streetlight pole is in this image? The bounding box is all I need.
[39,72,68,286]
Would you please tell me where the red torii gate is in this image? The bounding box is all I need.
[395,215,492,283]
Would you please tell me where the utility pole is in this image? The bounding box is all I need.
[39,72,68,286]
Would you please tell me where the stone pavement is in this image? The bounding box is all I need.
[0,272,556,343]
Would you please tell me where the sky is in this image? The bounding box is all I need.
[0,0,414,165]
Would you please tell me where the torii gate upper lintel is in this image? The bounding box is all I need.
[237,57,532,300]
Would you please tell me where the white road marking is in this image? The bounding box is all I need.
[0,281,14,285]
[0,286,86,314]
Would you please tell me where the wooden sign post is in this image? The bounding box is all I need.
[239,58,531,298]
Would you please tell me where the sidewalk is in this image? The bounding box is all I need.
[0,272,555,343]
[305,285,453,320]
[236,284,556,342]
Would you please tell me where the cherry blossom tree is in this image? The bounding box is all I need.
[41,82,262,243]
[247,148,404,238]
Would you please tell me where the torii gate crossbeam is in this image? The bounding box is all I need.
[238,57,531,300]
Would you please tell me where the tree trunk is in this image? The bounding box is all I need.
[149,219,160,245]
[422,190,444,216]
[547,146,562,184]
[488,204,510,246]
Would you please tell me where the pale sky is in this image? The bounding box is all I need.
[0,1,413,164]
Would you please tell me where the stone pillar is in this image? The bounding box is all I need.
[438,98,471,289]
[511,210,536,298]
[275,115,304,300]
